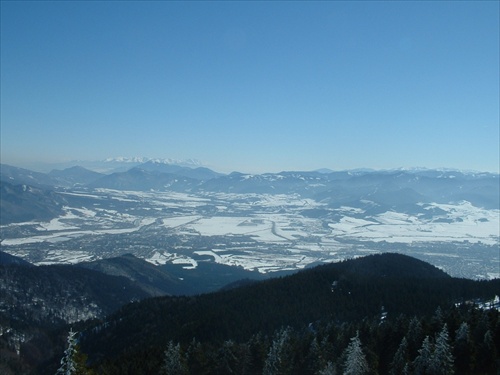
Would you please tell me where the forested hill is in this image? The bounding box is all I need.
[0,250,33,266]
[0,263,150,326]
[76,253,184,297]
[76,253,499,374]
[308,252,451,279]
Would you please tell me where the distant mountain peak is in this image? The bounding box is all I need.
[104,156,149,163]
[104,157,202,167]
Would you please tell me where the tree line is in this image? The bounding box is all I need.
[58,302,499,374]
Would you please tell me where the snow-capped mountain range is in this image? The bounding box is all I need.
[103,156,202,167]
[12,156,204,174]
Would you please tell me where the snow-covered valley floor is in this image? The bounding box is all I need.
[1,189,498,279]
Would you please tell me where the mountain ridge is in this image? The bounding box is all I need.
[48,166,104,186]
[77,253,499,371]
[0,180,67,224]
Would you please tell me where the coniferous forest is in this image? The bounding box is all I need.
[68,304,499,375]
[27,254,499,375]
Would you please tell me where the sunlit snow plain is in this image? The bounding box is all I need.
[1,189,498,279]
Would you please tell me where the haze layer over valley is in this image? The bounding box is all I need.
[1,160,498,280]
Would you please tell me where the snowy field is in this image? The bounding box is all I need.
[1,189,498,278]
[328,202,499,245]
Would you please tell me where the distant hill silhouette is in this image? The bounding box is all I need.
[48,165,104,186]
[0,180,66,224]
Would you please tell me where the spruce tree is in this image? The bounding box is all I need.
[433,307,444,326]
[160,341,186,375]
[390,336,409,375]
[263,327,293,375]
[429,324,454,375]
[413,336,433,375]
[215,340,239,374]
[318,361,337,375]
[454,322,469,344]
[56,328,88,375]
[406,316,424,358]
[185,338,207,374]
[342,331,368,375]
[306,336,322,374]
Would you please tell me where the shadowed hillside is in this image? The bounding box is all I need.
[76,253,499,374]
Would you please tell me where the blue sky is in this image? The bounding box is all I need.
[1,1,499,174]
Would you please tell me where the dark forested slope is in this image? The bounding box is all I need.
[0,264,150,327]
[0,262,152,373]
[77,254,183,296]
[79,253,499,369]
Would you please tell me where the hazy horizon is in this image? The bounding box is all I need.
[1,1,499,174]
[3,156,500,177]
